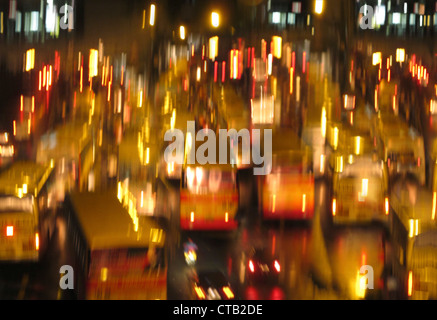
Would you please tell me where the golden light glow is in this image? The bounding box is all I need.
[372,52,382,66]
[332,198,336,216]
[432,192,436,220]
[149,4,155,26]
[196,67,201,81]
[320,154,325,174]
[408,271,413,297]
[190,211,195,223]
[361,179,368,197]
[100,268,108,282]
[302,194,306,213]
[146,147,150,164]
[195,286,206,299]
[142,9,146,29]
[315,0,323,14]
[6,226,13,237]
[179,25,185,40]
[209,36,218,60]
[333,127,339,150]
[272,194,276,213]
[374,88,378,111]
[89,49,98,79]
[211,12,219,28]
[321,106,326,138]
[223,286,234,299]
[150,228,163,243]
[356,270,366,299]
[355,136,361,155]
[272,36,282,59]
[25,49,35,72]
[408,219,419,238]
[385,197,389,215]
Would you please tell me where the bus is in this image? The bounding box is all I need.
[390,182,437,299]
[0,161,54,262]
[180,163,239,231]
[63,191,167,300]
[331,156,390,225]
[259,128,314,221]
[180,133,239,231]
[377,114,425,185]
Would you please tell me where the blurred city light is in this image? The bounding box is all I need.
[179,25,185,40]
[209,36,218,60]
[315,0,324,14]
[211,12,219,28]
[25,49,35,71]
[149,4,156,26]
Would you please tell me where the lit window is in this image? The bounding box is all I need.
[272,12,280,24]
[392,12,401,25]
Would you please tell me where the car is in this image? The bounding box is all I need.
[246,247,281,284]
[192,270,235,300]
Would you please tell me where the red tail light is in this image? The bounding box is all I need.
[249,260,255,273]
[274,260,281,273]
[6,226,13,237]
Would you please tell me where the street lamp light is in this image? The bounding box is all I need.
[315,0,323,14]
[211,12,219,28]
[179,25,185,40]
[149,4,155,26]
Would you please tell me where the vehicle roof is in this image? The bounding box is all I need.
[66,191,165,250]
[0,161,52,196]
[37,122,90,160]
[391,184,437,225]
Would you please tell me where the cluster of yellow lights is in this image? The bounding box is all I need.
[179,25,185,40]
[150,228,163,244]
[372,52,382,66]
[272,36,282,59]
[89,49,99,79]
[396,48,405,63]
[25,49,35,72]
[211,12,219,28]
[149,4,155,26]
[138,132,150,165]
[355,270,367,299]
[170,109,176,130]
[409,219,419,238]
[315,0,323,14]
[209,36,218,61]
[117,182,139,232]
